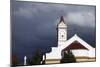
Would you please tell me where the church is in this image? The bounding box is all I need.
[42,16,95,64]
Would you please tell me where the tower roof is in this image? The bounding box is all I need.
[60,16,64,22]
[57,16,67,28]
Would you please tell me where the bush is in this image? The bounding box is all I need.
[30,49,41,65]
[61,50,76,63]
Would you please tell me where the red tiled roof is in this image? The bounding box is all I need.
[62,41,88,51]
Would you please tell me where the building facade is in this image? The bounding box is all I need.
[42,16,95,64]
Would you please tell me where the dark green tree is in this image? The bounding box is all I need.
[27,58,31,65]
[61,50,76,63]
[30,49,41,65]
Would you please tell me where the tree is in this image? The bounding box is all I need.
[30,49,41,65]
[61,50,76,63]
[26,57,31,65]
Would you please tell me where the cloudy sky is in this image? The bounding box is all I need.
[12,1,96,64]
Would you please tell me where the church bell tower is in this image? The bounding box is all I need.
[57,16,67,43]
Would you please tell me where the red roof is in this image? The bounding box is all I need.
[62,41,88,51]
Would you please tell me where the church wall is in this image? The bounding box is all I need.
[45,59,60,64]
[46,47,62,59]
[88,48,95,57]
[69,49,89,57]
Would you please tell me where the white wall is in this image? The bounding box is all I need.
[46,47,62,59]
[71,49,88,57]
[88,48,95,57]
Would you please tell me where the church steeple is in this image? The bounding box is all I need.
[60,16,64,22]
[58,16,67,28]
[57,16,67,44]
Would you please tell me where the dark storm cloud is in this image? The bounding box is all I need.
[14,2,95,27]
[12,1,96,64]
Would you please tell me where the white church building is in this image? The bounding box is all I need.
[42,16,95,64]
